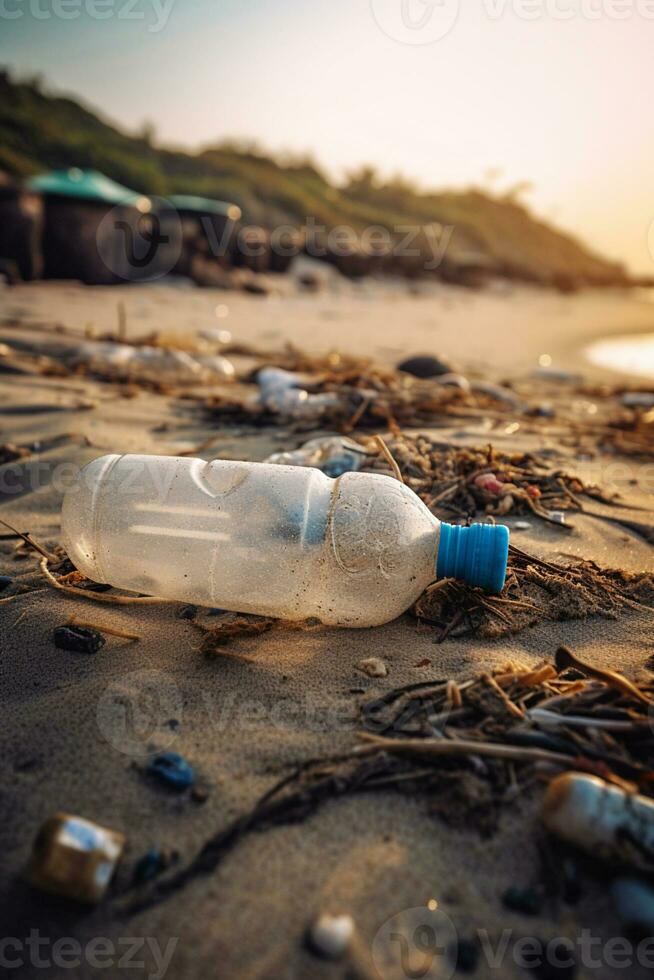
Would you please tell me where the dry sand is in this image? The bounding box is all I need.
[0,276,653,980]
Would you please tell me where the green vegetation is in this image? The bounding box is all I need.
[0,70,629,285]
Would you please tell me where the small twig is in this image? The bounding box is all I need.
[0,518,58,562]
[556,646,653,707]
[375,435,405,483]
[356,732,571,767]
[66,614,140,641]
[481,672,525,719]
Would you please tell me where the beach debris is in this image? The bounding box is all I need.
[257,367,340,418]
[469,380,523,408]
[121,652,654,914]
[513,521,532,530]
[29,812,125,904]
[147,752,195,792]
[542,773,654,870]
[611,877,654,933]
[414,547,654,640]
[53,624,106,654]
[71,340,234,384]
[0,575,12,592]
[356,657,389,678]
[307,913,355,960]
[364,434,614,528]
[620,392,654,408]
[502,886,543,916]
[266,435,371,476]
[533,366,583,383]
[397,354,452,378]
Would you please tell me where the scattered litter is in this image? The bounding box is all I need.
[147,752,195,792]
[502,886,543,916]
[611,877,654,932]
[356,658,389,678]
[266,436,371,476]
[542,772,654,870]
[53,624,106,654]
[513,521,532,531]
[397,354,452,378]
[72,340,234,384]
[29,812,125,904]
[546,510,567,525]
[257,367,340,418]
[307,913,355,960]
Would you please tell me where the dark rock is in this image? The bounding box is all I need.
[397,355,452,378]
[132,848,167,883]
[147,752,194,791]
[53,625,106,654]
[0,575,12,593]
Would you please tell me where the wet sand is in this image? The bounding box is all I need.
[0,277,653,980]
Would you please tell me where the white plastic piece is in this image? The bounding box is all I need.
[542,772,654,868]
[73,341,234,383]
[62,454,441,627]
[257,367,339,418]
[309,914,355,960]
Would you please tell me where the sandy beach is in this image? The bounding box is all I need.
[1,277,654,980]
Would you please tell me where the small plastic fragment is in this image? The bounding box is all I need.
[542,772,654,869]
[132,847,168,884]
[266,436,370,477]
[73,340,234,384]
[147,752,194,791]
[29,812,125,904]
[257,367,340,418]
[307,914,355,960]
[53,625,106,654]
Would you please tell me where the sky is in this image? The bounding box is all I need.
[1,0,653,274]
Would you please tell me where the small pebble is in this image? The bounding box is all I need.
[397,354,452,378]
[502,885,543,916]
[147,752,194,791]
[514,521,532,531]
[53,625,106,654]
[0,575,12,593]
[308,913,355,960]
[357,657,388,678]
[191,786,209,804]
[621,392,654,408]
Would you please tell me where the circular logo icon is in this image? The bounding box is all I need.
[96,196,183,282]
[372,905,458,980]
[370,0,459,45]
[96,669,183,758]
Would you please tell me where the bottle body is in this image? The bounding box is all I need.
[61,455,440,627]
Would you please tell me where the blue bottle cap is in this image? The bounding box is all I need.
[436,522,509,594]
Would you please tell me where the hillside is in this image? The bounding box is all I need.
[0,70,630,286]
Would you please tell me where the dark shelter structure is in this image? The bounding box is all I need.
[0,173,43,282]
[157,194,242,284]
[26,168,161,285]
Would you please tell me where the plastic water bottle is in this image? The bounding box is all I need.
[61,454,509,627]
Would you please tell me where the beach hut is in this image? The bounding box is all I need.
[25,168,159,285]
[0,173,43,281]
[156,195,242,281]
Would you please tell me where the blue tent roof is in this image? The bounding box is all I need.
[26,168,150,209]
[166,194,241,221]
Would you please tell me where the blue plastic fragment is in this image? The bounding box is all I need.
[147,752,194,791]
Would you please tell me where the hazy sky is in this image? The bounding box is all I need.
[2,0,653,273]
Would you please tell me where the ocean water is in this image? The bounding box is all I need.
[586,332,654,380]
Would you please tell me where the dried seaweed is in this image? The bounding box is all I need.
[414,545,654,640]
